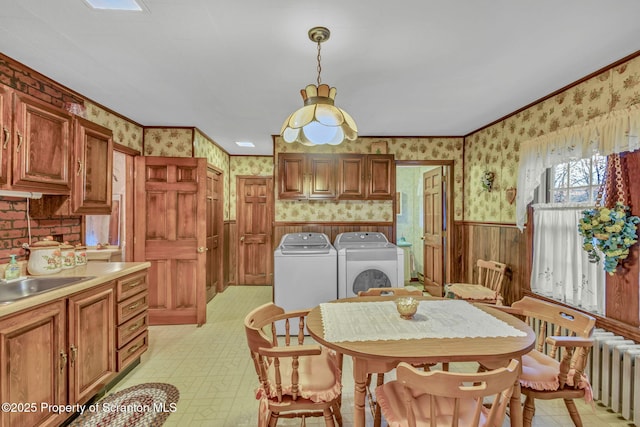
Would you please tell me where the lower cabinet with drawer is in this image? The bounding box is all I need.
[115,271,149,371]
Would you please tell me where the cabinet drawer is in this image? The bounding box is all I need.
[117,292,148,324]
[117,329,148,371]
[117,312,148,348]
[116,272,147,301]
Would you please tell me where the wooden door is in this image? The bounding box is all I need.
[67,283,115,404]
[134,156,207,325]
[423,167,445,295]
[206,166,224,300]
[237,177,273,285]
[0,300,67,427]
[0,85,10,188]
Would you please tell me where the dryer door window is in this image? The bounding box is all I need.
[352,269,392,295]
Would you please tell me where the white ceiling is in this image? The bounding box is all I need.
[1,1,639,155]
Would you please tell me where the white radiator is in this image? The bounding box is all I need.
[589,328,640,421]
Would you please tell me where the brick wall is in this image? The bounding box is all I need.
[0,54,85,262]
[0,198,81,262]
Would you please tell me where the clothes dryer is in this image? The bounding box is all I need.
[334,232,404,298]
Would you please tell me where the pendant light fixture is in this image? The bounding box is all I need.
[280,27,358,146]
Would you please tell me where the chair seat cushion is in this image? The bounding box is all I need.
[376,380,487,427]
[256,346,342,403]
[519,350,593,402]
[445,283,497,300]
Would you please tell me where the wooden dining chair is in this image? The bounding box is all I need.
[376,359,520,427]
[445,259,507,305]
[357,286,428,427]
[480,296,596,427]
[244,302,343,427]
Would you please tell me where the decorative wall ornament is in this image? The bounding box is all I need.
[505,187,517,205]
[481,170,495,192]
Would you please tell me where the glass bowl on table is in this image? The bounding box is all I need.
[395,296,419,319]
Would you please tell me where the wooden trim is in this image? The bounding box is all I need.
[275,221,394,227]
[113,142,140,156]
[193,127,230,156]
[523,290,640,343]
[466,49,640,137]
[456,220,522,228]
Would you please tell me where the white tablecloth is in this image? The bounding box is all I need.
[319,299,527,342]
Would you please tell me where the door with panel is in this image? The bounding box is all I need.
[206,166,224,300]
[423,167,445,296]
[237,177,273,285]
[134,156,207,325]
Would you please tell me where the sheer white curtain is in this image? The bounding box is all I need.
[516,104,640,230]
[531,204,605,314]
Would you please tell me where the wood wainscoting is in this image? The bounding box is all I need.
[224,220,236,287]
[452,221,528,306]
[273,222,395,250]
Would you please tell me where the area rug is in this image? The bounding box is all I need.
[70,383,179,427]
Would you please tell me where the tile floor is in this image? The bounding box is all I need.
[109,286,631,426]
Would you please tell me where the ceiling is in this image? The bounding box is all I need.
[1,1,639,155]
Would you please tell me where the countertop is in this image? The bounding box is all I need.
[0,261,151,318]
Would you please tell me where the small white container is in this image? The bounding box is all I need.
[60,243,75,269]
[27,241,62,275]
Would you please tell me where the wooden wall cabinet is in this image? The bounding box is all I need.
[279,152,394,201]
[12,92,72,193]
[72,117,113,214]
[0,300,67,427]
[278,153,337,200]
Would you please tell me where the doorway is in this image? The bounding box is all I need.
[395,161,453,296]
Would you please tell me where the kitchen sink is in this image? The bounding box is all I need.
[0,276,95,304]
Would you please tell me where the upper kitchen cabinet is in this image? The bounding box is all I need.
[366,154,395,200]
[278,153,337,200]
[72,117,113,214]
[12,92,72,193]
[0,86,10,188]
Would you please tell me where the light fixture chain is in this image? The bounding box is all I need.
[316,40,322,86]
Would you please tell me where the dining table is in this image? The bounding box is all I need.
[306,295,536,427]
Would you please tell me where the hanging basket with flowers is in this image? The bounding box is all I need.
[578,154,640,275]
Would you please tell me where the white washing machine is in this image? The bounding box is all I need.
[274,232,337,333]
[334,232,404,298]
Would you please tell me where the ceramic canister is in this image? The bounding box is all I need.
[75,245,87,266]
[27,240,62,275]
[60,243,75,269]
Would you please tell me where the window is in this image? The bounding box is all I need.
[530,154,608,315]
[549,155,607,204]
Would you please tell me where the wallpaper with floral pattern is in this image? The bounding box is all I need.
[464,54,640,223]
[193,129,231,220]
[275,136,464,222]
[229,156,274,220]
[85,101,143,152]
[143,128,193,157]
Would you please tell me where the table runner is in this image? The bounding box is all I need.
[319,299,527,342]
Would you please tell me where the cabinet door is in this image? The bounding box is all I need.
[278,153,306,199]
[337,154,366,199]
[0,86,10,188]
[12,93,72,193]
[367,154,395,200]
[68,283,115,404]
[72,117,113,214]
[0,300,67,427]
[308,154,337,199]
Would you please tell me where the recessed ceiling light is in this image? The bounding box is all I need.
[235,141,255,147]
[83,0,142,11]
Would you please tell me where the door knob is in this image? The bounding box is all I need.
[240,236,245,242]
[197,247,207,253]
